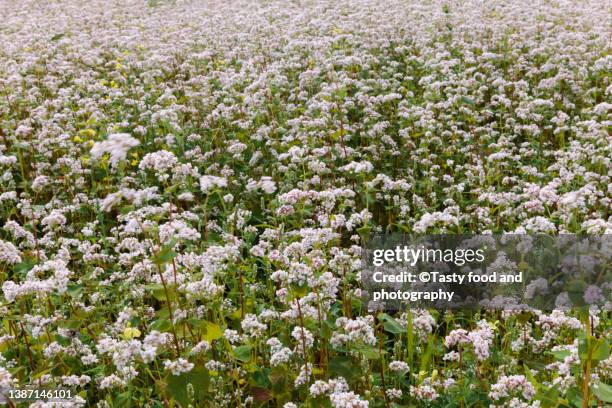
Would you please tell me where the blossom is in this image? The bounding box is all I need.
[164,358,195,376]
[139,150,178,173]
[200,175,228,192]
[489,375,536,401]
[90,133,140,168]
[339,161,374,174]
[0,0,609,405]
[241,313,267,337]
[292,326,314,355]
[0,240,21,264]
[389,360,410,372]
[329,391,369,408]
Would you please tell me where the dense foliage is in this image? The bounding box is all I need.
[0,0,610,407]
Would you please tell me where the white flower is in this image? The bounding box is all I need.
[489,375,536,401]
[164,358,194,375]
[389,360,410,372]
[91,133,139,168]
[200,175,228,192]
[292,326,314,355]
[246,176,276,194]
[241,313,267,337]
[0,240,21,264]
[139,150,178,173]
[339,161,373,174]
[329,391,369,408]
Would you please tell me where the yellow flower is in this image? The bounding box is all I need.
[73,136,83,143]
[123,326,141,340]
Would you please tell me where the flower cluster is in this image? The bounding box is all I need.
[0,0,609,406]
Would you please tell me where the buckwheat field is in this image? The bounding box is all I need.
[0,0,611,407]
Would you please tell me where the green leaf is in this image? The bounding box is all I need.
[355,344,382,360]
[203,322,223,342]
[381,316,404,335]
[550,349,571,361]
[566,281,586,307]
[151,239,178,265]
[290,283,309,298]
[357,225,372,241]
[534,386,559,408]
[592,382,612,403]
[320,319,334,340]
[150,319,172,332]
[50,33,65,41]
[523,363,538,388]
[146,284,171,302]
[253,369,271,388]
[64,319,84,330]
[591,338,610,362]
[329,356,360,383]
[566,387,583,408]
[406,309,414,372]
[113,392,132,408]
[419,335,433,373]
[119,205,135,215]
[67,283,84,297]
[165,367,210,407]
[516,311,532,324]
[234,345,252,362]
[461,96,475,106]
[13,260,35,276]
[31,366,57,380]
[330,129,343,141]
[268,367,288,395]
[578,334,589,360]
[579,335,610,363]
